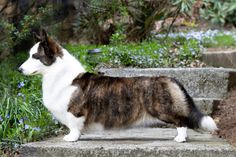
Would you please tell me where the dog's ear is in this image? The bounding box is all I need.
[32,29,48,42]
[40,29,48,42]
[32,28,48,42]
[32,31,41,42]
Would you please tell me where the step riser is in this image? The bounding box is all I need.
[203,50,236,68]
[20,148,236,157]
[194,98,220,115]
[99,68,231,99]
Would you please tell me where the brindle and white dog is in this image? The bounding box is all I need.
[18,30,217,143]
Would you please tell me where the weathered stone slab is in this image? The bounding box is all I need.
[20,128,236,157]
[193,98,221,114]
[203,50,236,68]
[99,68,236,99]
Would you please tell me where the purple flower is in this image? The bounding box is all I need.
[17,82,25,88]
[0,116,3,121]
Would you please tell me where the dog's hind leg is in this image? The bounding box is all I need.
[63,112,85,142]
[174,127,188,143]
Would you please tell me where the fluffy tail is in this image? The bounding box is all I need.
[187,107,218,132]
[170,78,218,132]
[200,116,218,132]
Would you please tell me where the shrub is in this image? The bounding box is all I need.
[74,0,195,43]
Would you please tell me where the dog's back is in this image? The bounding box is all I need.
[68,73,212,131]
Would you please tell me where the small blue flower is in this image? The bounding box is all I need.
[17,93,26,101]
[52,115,59,124]
[19,118,24,124]
[6,114,10,119]
[0,116,3,121]
[17,93,24,97]
[17,82,25,88]
[32,127,41,131]
[24,124,29,129]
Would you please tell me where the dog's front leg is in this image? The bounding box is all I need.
[63,112,85,142]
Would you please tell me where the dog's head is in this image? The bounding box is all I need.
[18,29,63,75]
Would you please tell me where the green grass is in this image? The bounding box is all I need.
[202,34,236,48]
[0,54,60,155]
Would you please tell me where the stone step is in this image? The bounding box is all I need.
[99,68,236,99]
[193,98,221,115]
[20,128,236,157]
[202,49,236,68]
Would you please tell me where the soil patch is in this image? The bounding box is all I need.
[213,88,236,147]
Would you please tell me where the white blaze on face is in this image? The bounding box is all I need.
[19,42,47,75]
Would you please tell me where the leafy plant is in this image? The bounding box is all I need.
[172,0,195,13]
[200,0,236,25]
[110,27,126,45]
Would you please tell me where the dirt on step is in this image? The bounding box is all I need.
[213,88,236,147]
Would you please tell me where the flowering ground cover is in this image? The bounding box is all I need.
[154,29,236,48]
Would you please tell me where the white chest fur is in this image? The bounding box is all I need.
[42,76,77,125]
[42,49,85,125]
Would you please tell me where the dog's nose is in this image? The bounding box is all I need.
[18,67,23,73]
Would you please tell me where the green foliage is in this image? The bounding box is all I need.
[202,34,236,48]
[200,0,236,25]
[0,55,60,153]
[0,5,54,59]
[75,0,195,43]
[14,5,54,46]
[172,0,195,13]
[110,27,127,45]
[0,20,15,58]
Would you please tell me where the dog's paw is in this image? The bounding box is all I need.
[174,135,186,143]
[63,133,80,142]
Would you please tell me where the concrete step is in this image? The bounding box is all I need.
[193,98,221,114]
[20,128,236,157]
[99,68,236,99]
[202,49,236,68]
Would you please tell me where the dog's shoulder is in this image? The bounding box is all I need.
[72,72,109,89]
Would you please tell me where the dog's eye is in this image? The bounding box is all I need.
[32,54,40,59]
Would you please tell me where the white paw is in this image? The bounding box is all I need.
[174,135,186,143]
[63,133,80,142]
